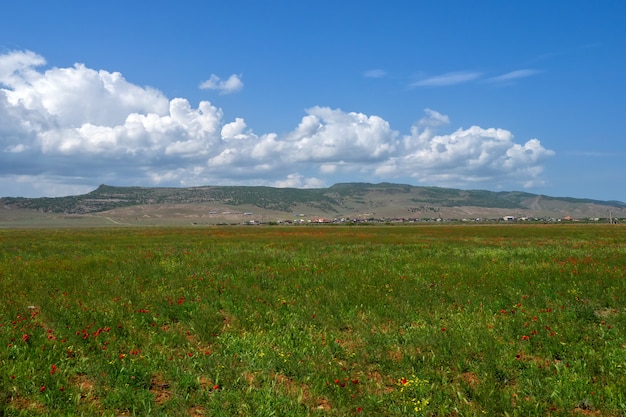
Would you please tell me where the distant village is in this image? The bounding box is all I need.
[215,212,622,226]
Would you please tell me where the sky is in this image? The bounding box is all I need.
[1,1,625,202]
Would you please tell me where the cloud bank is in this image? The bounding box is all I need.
[0,51,554,197]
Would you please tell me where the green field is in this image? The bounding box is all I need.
[1,225,625,416]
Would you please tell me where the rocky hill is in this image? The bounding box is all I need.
[1,183,624,225]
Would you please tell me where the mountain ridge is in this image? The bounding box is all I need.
[1,183,624,222]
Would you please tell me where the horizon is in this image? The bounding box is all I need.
[3,181,625,205]
[1,1,625,202]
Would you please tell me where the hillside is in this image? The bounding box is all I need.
[1,182,624,226]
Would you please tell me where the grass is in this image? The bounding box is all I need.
[0,224,625,416]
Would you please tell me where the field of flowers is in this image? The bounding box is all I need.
[1,225,624,416]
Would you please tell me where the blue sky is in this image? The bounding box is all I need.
[1,1,625,202]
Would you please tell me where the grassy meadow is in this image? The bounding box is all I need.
[0,224,625,416]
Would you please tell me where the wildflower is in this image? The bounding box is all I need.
[50,364,58,375]
[22,333,30,342]
[414,398,430,412]
[39,385,46,393]
[521,335,530,341]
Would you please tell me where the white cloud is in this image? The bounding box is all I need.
[0,50,46,86]
[272,173,324,189]
[410,69,540,88]
[199,73,243,95]
[411,71,482,87]
[392,110,555,187]
[490,69,541,82]
[320,164,338,174]
[286,106,398,162]
[0,172,98,198]
[1,52,169,128]
[0,50,555,197]
[419,108,450,127]
[221,118,249,140]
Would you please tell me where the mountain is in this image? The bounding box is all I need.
[1,183,624,225]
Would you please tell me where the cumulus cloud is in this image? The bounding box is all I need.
[1,52,168,128]
[221,118,249,140]
[393,110,555,187]
[0,50,46,85]
[286,106,397,162]
[0,50,554,197]
[199,73,243,95]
